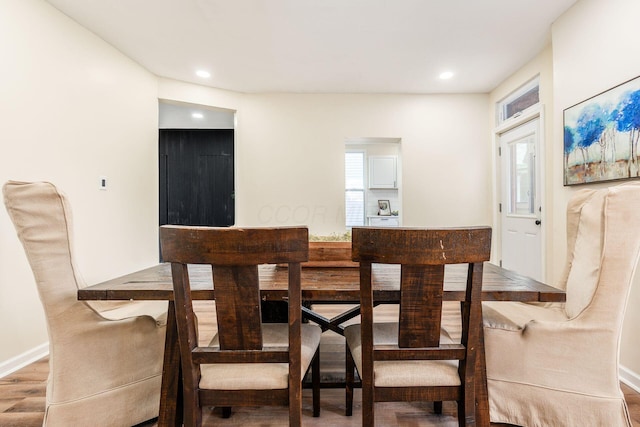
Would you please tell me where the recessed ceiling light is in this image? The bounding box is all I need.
[192,112,204,119]
[439,71,454,80]
[196,70,211,78]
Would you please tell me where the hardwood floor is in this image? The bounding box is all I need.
[1,302,638,426]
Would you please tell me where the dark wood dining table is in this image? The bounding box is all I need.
[78,262,564,427]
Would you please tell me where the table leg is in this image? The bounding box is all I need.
[301,306,345,335]
[301,303,379,336]
[475,305,490,427]
[158,301,182,427]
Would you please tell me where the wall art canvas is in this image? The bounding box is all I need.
[564,75,640,185]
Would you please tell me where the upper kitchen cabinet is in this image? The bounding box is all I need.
[369,156,397,189]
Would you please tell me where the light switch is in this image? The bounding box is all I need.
[99,176,108,190]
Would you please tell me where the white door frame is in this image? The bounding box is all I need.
[493,105,546,281]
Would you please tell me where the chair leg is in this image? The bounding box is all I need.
[181,365,202,427]
[434,401,443,414]
[312,349,321,417]
[362,380,374,427]
[289,367,302,427]
[183,389,202,427]
[345,345,355,416]
[457,380,476,427]
[221,407,231,418]
[457,400,472,427]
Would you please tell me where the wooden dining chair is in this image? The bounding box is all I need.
[159,225,322,427]
[344,227,492,426]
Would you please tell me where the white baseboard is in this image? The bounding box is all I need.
[0,342,49,378]
[620,364,640,393]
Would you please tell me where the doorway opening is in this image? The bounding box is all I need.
[158,100,236,230]
[344,137,402,228]
[498,115,544,281]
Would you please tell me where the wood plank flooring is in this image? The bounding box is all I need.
[1,302,638,426]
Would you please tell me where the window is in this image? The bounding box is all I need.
[508,135,536,215]
[496,76,540,125]
[345,151,365,227]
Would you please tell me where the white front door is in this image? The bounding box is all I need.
[500,117,543,281]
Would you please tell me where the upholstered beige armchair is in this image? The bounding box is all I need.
[3,181,167,427]
[483,182,640,426]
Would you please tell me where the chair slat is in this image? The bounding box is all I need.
[399,264,444,348]
[213,265,263,350]
[160,225,308,265]
[352,227,491,265]
[199,389,289,407]
[192,348,289,364]
[374,344,466,361]
[375,386,461,403]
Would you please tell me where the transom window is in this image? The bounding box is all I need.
[496,76,540,125]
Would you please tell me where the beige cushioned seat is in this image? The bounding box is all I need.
[344,322,460,388]
[201,323,321,390]
[483,182,640,427]
[3,181,167,427]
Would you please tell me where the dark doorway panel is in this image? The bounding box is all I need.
[159,129,234,227]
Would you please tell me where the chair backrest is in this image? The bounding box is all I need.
[563,182,640,324]
[159,225,308,352]
[351,226,491,350]
[3,181,88,320]
[556,187,598,292]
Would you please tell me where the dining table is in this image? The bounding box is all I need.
[78,261,565,427]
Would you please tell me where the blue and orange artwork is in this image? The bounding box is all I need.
[564,75,640,185]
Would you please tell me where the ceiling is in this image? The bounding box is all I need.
[45,0,578,94]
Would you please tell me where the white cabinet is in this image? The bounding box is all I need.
[368,216,400,227]
[369,156,397,189]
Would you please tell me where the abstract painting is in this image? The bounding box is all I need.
[564,75,640,185]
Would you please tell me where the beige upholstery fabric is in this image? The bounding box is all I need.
[484,182,640,427]
[555,187,598,292]
[3,181,167,427]
[563,188,605,318]
[344,322,460,388]
[483,301,567,331]
[200,323,322,390]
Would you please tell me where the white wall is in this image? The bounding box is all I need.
[158,83,492,237]
[552,0,640,383]
[236,93,492,235]
[0,0,159,368]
